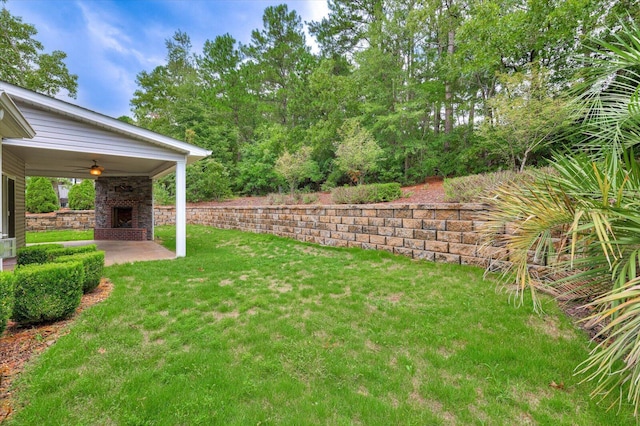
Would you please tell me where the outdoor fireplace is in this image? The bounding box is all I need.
[112,207,133,228]
[94,177,153,241]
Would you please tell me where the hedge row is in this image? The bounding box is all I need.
[331,183,403,204]
[0,244,105,331]
[0,272,14,335]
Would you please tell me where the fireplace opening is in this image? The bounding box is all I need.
[112,207,133,228]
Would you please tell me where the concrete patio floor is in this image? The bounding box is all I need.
[62,240,176,266]
[3,240,176,269]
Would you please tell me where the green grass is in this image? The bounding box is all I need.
[7,225,636,424]
[26,229,94,244]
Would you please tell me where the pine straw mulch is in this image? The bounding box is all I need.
[0,279,113,422]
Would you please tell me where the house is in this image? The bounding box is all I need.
[0,81,211,258]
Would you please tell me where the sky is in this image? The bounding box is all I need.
[4,0,329,118]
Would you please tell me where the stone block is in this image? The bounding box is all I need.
[436,252,461,264]
[356,234,370,243]
[446,220,473,232]
[369,217,385,226]
[422,220,446,230]
[413,250,435,261]
[387,237,404,247]
[370,235,386,245]
[448,243,477,257]
[415,229,436,240]
[424,240,448,252]
[394,247,414,257]
[403,219,423,229]
[394,228,414,239]
[385,218,403,228]
[434,209,459,220]
[378,227,394,236]
[462,232,481,245]
[437,231,462,243]
[394,208,412,218]
[461,256,489,267]
[405,239,425,250]
[413,209,434,219]
[376,209,394,218]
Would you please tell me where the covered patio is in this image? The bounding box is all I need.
[0,81,211,259]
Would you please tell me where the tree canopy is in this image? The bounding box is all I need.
[122,1,639,197]
[0,1,77,97]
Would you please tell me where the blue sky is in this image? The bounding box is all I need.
[4,0,329,118]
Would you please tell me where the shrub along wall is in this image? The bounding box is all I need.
[155,204,503,267]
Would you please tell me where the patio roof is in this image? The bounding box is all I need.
[0,81,211,179]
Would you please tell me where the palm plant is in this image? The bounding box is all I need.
[482,20,640,414]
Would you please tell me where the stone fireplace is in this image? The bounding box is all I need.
[94,177,153,241]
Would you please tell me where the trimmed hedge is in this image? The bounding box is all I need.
[331,183,403,204]
[0,272,15,335]
[47,244,98,261]
[17,244,64,266]
[54,251,105,293]
[13,261,84,324]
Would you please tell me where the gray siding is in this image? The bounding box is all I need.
[8,103,184,162]
[3,149,25,248]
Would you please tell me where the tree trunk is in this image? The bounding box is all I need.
[444,29,455,135]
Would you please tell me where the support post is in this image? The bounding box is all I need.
[175,159,186,258]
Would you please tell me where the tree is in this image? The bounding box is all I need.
[478,66,571,172]
[275,146,319,195]
[26,177,58,213]
[241,4,314,127]
[481,20,640,414]
[185,159,232,202]
[0,2,77,97]
[334,119,383,185]
[68,179,95,210]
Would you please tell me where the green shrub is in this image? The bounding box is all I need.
[68,179,95,210]
[0,272,15,335]
[186,159,233,202]
[54,251,104,293]
[46,244,97,261]
[13,261,84,324]
[443,167,555,203]
[331,183,402,204]
[17,244,64,266]
[26,177,59,213]
[266,192,320,205]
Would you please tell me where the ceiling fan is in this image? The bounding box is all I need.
[89,160,104,176]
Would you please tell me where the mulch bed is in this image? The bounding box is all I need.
[187,178,447,208]
[0,279,113,422]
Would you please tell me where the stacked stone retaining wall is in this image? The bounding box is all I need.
[26,210,95,231]
[155,204,500,266]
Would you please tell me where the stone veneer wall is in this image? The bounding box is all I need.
[26,210,95,231]
[94,176,153,241]
[155,204,502,266]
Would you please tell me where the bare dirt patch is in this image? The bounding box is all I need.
[0,279,113,422]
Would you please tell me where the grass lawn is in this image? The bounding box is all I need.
[7,225,636,424]
[26,229,94,244]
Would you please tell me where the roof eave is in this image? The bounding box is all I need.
[0,81,210,158]
[0,92,36,139]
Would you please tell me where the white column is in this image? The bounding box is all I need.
[175,159,187,258]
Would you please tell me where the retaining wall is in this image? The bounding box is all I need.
[154,204,501,266]
[26,210,95,231]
